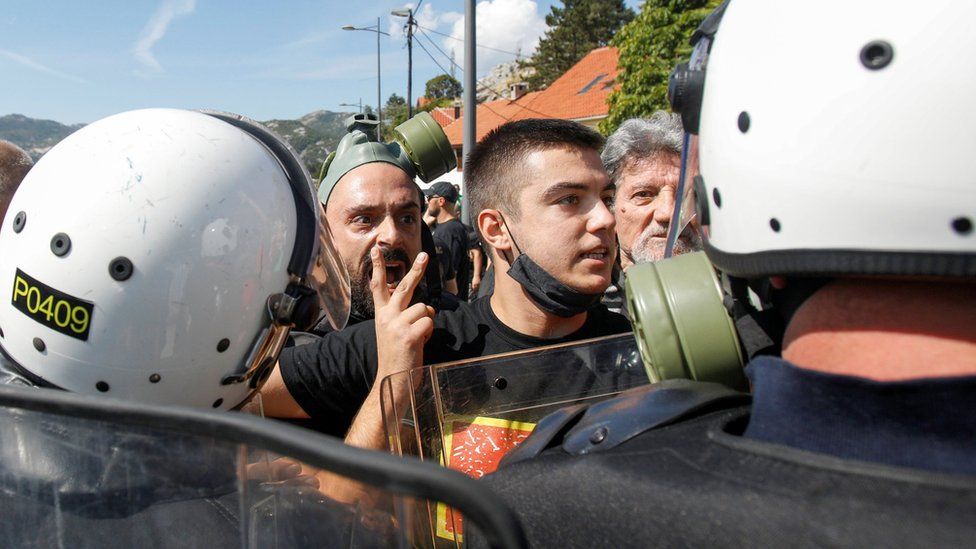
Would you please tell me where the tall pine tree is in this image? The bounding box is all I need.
[526,0,634,90]
[600,0,721,133]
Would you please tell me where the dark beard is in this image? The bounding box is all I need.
[349,247,412,320]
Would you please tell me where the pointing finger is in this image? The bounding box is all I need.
[368,246,390,309]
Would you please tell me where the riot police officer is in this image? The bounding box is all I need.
[476,1,976,546]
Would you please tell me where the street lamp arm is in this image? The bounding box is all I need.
[341,24,390,36]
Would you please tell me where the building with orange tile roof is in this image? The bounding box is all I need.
[436,46,619,168]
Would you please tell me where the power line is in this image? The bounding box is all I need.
[414,27,559,120]
[412,36,511,122]
[417,24,523,57]
[414,38,458,85]
[419,30,558,119]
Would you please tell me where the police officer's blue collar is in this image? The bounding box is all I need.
[743,356,976,476]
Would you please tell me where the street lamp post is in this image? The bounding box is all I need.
[391,8,416,118]
[341,18,388,139]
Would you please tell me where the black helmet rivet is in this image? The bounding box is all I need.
[12,211,26,233]
[32,337,45,352]
[149,373,161,383]
[590,426,608,445]
[712,188,722,208]
[860,40,894,70]
[50,233,71,257]
[493,377,508,390]
[216,338,230,353]
[951,217,973,236]
[96,381,110,393]
[212,398,224,409]
[737,111,750,133]
[770,218,782,233]
[109,257,134,281]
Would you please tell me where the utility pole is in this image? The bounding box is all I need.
[376,16,382,139]
[462,0,476,226]
[392,8,416,118]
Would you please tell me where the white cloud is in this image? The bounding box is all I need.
[444,0,547,74]
[0,49,89,84]
[132,0,196,74]
[385,0,546,76]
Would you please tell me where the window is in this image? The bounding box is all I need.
[578,73,607,94]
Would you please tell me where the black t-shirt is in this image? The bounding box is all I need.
[466,226,486,275]
[279,297,631,435]
[432,218,470,301]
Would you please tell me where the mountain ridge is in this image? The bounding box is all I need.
[0,110,352,179]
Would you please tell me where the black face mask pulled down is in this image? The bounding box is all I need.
[501,216,604,318]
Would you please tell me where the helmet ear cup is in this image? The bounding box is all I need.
[668,63,706,135]
[287,285,322,332]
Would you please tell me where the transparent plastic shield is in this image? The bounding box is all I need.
[0,385,525,549]
[380,334,646,547]
[664,133,702,258]
[309,208,351,332]
[665,35,711,259]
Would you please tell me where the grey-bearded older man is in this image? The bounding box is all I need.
[602,111,701,269]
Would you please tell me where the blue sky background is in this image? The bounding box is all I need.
[1,0,641,124]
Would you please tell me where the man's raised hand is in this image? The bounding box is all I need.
[370,246,435,383]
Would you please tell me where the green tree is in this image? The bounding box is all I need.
[425,74,463,100]
[382,93,408,136]
[600,0,720,134]
[526,0,634,90]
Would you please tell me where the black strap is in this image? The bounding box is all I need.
[421,223,443,309]
[500,380,750,467]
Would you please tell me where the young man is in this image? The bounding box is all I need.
[261,119,631,450]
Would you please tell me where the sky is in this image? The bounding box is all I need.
[1,0,641,125]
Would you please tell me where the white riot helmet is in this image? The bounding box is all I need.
[0,108,349,410]
[666,0,976,278]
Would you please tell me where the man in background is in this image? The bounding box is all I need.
[602,111,699,268]
[426,181,470,300]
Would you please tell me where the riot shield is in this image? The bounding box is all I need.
[0,385,525,549]
[380,333,646,547]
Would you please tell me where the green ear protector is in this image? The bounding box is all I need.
[317,112,457,204]
[625,252,787,393]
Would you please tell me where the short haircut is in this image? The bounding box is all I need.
[0,140,33,221]
[465,118,604,221]
[601,111,683,185]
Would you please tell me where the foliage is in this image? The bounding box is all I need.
[525,0,634,90]
[425,75,463,100]
[382,93,409,135]
[600,0,721,134]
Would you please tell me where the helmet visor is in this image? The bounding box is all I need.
[665,36,712,259]
[307,206,351,332]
